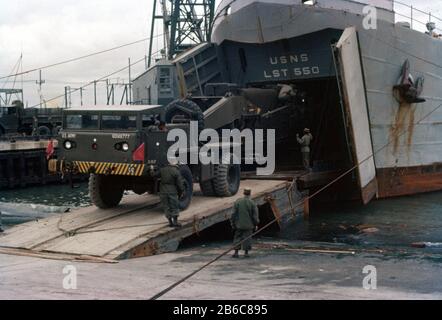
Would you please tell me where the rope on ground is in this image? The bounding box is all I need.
[149,99,442,300]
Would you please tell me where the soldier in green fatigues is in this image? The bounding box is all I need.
[297,128,313,170]
[230,188,260,258]
[160,159,185,228]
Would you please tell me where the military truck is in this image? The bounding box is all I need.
[0,101,63,136]
[48,104,241,209]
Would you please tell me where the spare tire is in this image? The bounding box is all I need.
[178,165,194,210]
[37,126,51,137]
[165,99,205,131]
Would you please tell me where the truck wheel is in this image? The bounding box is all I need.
[89,174,124,209]
[200,179,215,197]
[179,165,193,210]
[37,126,51,136]
[213,163,241,197]
[165,99,205,131]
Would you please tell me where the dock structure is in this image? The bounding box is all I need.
[0,139,60,189]
[0,180,304,262]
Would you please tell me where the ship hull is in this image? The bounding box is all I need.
[213,1,442,198]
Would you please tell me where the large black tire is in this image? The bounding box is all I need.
[179,165,193,210]
[37,126,51,136]
[213,162,241,197]
[165,99,205,131]
[199,179,215,197]
[89,174,124,209]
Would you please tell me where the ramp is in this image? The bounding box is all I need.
[336,27,378,204]
[0,180,302,262]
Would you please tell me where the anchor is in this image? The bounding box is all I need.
[393,59,426,104]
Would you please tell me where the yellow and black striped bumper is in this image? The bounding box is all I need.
[74,161,145,177]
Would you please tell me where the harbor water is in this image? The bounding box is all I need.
[2,184,441,252]
[0,183,90,227]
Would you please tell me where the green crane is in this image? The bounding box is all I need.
[147,0,216,67]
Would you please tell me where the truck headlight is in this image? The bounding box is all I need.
[64,141,73,150]
[122,143,129,152]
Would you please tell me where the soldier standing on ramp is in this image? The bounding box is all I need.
[159,159,185,228]
[230,188,260,258]
[297,128,313,170]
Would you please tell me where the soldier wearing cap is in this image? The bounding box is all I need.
[297,128,313,170]
[230,188,260,258]
[159,158,185,228]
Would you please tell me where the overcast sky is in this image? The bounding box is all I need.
[0,0,440,107]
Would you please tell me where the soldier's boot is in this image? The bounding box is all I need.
[167,217,174,228]
[232,250,239,259]
[172,217,182,229]
[244,250,250,258]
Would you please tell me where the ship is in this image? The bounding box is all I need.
[205,0,442,202]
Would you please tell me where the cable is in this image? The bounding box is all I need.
[1,55,22,89]
[0,34,164,81]
[26,48,163,109]
[150,95,442,299]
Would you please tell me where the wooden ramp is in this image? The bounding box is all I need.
[0,180,303,262]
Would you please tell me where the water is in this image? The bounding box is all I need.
[1,184,442,251]
[0,183,90,208]
[0,183,90,227]
[285,191,442,249]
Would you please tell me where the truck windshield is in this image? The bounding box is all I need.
[66,114,99,130]
[101,115,137,130]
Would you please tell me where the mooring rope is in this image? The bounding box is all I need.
[150,99,442,300]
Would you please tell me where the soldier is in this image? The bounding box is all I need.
[297,128,313,170]
[159,159,185,228]
[230,188,260,258]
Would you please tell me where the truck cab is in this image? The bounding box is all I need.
[49,103,241,211]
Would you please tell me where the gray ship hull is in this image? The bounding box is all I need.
[212,0,442,198]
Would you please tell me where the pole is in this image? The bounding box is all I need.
[106,79,110,105]
[94,80,97,105]
[68,86,72,108]
[112,84,115,105]
[64,86,68,108]
[80,87,84,106]
[36,69,45,109]
[128,58,132,105]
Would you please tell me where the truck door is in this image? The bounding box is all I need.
[336,27,378,204]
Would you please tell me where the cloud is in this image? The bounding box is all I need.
[0,0,154,107]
